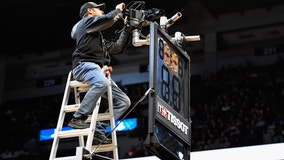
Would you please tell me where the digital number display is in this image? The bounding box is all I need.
[157,38,186,117]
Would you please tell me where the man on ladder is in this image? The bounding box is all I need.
[69,1,133,148]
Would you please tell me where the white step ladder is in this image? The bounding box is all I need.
[49,66,119,160]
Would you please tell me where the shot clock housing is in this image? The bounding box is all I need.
[144,22,192,160]
[123,1,200,160]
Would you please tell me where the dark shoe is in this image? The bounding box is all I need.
[68,118,90,129]
[93,132,112,145]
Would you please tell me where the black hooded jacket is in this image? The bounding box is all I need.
[71,9,131,68]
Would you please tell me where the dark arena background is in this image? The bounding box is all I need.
[1,0,284,159]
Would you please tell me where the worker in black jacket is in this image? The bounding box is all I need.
[68,2,132,144]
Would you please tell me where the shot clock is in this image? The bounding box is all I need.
[144,22,191,160]
[158,37,186,115]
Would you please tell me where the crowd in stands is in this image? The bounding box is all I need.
[190,59,284,151]
[1,59,284,159]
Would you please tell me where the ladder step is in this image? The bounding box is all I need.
[69,80,90,88]
[64,104,80,112]
[91,144,116,153]
[58,128,89,138]
[64,104,111,120]
[78,87,89,92]
[53,149,114,160]
[54,156,76,160]
[70,80,90,92]
[90,154,113,160]
[86,113,111,122]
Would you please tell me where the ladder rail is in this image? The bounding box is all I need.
[49,71,73,160]
[85,96,101,151]
[73,81,86,147]
[106,70,119,160]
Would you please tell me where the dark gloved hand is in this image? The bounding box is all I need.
[124,18,143,33]
[124,23,135,33]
